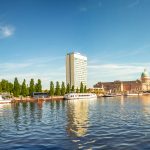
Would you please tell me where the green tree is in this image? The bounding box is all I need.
[71,85,75,93]
[84,85,87,93]
[80,82,84,93]
[21,79,28,97]
[6,81,9,92]
[13,77,20,97]
[35,79,42,92]
[66,83,70,94]
[61,81,66,96]
[44,89,48,93]
[1,79,8,92]
[0,82,2,93]
[8,83,14,94]
[26,85,29,96]
[55,81,61,96]
[29,79,35,96]
[76,87,79,93]
[50,81,55,96]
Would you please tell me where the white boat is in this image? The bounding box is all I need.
[64,93,97,100]
[124,93,143,96]
[0,95,12,103]
[143,93,150,95]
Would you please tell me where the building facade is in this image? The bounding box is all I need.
[94,69,150,93]
[66,52,87,89]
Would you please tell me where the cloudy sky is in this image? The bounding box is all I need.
[0,0,150,89]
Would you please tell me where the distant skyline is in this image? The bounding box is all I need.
[0,0,150,89]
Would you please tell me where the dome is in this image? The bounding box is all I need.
[141,69,149,78]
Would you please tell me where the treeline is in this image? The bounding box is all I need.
[49,81,87,96]
[0,78,87,97]
[0,78,42,97]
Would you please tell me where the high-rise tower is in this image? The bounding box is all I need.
[66,52,87,89]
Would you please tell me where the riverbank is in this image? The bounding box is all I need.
[9,93,150,103]
[12,96,64,102]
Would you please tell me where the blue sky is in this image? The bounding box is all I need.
[0,0,150,88]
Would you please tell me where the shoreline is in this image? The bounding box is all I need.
[4,93,150,103]
[12,96,64,103]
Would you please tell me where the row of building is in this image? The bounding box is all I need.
[94,69,150,93]
[66,52,150,93]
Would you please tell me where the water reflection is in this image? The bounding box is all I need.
[140,95,150,115]
[11,103,20,130]
[66,100,89,137]
[0,103,12,118]
[37,100,43,109]
[1,97,150,149]
[10,102,45,130]
[120,96,124,106]
[0,103,11,111]
[141,95,150,106]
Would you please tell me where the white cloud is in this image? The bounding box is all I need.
[0,55,149,89]
[90,45,150,65]
[80,7,88,12]
[128,0,140,8]
[0,25,15,39]
[79,0,102,12]
[0,63,31,70]
[88,64,147,70]
[0,70,65,90]
[27,56,64,64]
[88,62,150,88]
[0,56,65,89]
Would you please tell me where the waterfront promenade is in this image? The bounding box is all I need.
[12,96,64,102]
[11,93,150,102]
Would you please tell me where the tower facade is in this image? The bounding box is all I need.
[66,52,87,89]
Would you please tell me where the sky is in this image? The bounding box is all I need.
[0,0,150,89]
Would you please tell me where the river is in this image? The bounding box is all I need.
[1,96,150,149]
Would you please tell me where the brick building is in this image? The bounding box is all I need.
[94,69,150,93]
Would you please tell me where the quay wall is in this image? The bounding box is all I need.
[12,96,64,102]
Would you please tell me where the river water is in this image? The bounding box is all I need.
[1,96,150,149]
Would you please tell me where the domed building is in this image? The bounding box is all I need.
[141,69,150,91]
[93,69,150,93]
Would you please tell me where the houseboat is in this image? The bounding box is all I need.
[64,93,97,100]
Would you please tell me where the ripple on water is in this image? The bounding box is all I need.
[1,97,150,149]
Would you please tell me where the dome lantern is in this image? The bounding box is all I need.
[141,69,149,78]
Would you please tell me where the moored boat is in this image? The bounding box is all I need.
[64,93,97,100]
[124,93,143,96]
[143,92,150,95]
[103,94,116,97]
[0,95,12,103]
[102,93,122,97]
